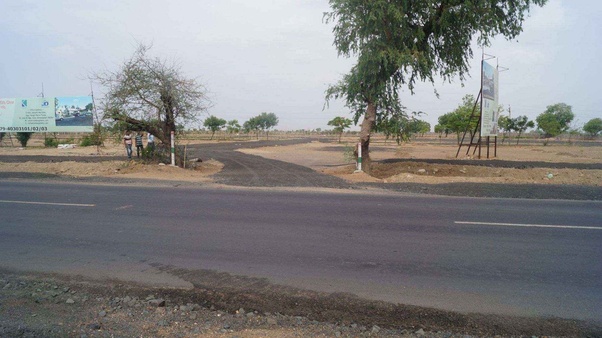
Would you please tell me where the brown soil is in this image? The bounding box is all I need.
[0,142,223,182]
[240,141,602,186]
[2,138,600,187]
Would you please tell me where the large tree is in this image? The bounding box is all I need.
[437,94,479,144]
[582,118,602,138]
[324,0,547,172]
[93,43,211,164]
[536,103,574,138]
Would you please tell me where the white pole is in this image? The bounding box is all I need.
[170,131,176,166]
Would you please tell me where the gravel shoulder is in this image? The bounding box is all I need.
[2,269,599,338]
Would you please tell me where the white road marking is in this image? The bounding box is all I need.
[455,221,602,230]
[0,200,95,207]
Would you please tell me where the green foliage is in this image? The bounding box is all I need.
[583,118,602,137]
[498,115,512,134]
[80,123,106,147]
[327,116,353,142]
[376,110,429,145]
[414,119,431,136]
[257,112,279,131]
[203,115,227,140]
[243,116,261,139]
[244,112,279,139]
[324,0,547,131]
[80,134,103,147]
[327,116,352,132]
[437,95,479,143]
[536,103,575,138]
[512,115,535,144]
[342,144,355,163]
[15,132,33,147]
[226,119,241,135]
[44,137,59,148]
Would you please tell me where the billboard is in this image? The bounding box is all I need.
[481,61,499,137]
[0,96,94,133]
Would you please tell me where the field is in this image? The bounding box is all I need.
[1,133,600,187]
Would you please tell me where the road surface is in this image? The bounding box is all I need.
[0,181,600,324]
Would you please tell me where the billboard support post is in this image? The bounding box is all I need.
[456,50,504,159]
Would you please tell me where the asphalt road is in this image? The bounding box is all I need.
[1,181,600,323]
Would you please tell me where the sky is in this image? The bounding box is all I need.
[1,0,600,131]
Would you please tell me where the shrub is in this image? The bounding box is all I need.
[16,132,33,147]
[80,134,102,147]
[343,144,356,164]
[44,137,59,148]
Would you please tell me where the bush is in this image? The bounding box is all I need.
[343,143,356,164]
[583,118,602,138]
[15,132,33,147]
[44,137,59,148]
[80,134,102,147]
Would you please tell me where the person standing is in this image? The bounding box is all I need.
[123,131,133,159]
[135,132,144,158]
[147,132,155,154]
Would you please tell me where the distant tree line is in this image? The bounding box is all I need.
[434,95,600,145]
[202,112,279,141]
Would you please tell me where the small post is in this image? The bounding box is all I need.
[170,131,176,166]
[355,142,362,173]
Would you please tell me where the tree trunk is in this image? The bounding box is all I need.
[359,101,377,173]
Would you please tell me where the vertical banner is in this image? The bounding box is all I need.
[0,96,93,133]
[481,61,499,137]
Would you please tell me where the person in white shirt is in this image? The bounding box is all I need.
[147,133,155,153]
[123,131,133,159]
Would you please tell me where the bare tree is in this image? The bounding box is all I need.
[92,43,211,165]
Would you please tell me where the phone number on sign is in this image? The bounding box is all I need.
[0,127,48,132]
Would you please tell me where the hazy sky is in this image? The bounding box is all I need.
[1,0,600,131]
